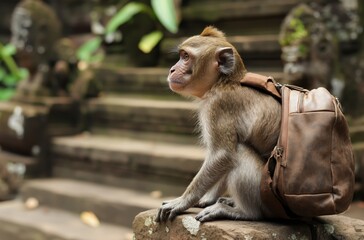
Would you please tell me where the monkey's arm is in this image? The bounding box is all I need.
[156,150,234,222]
[156,106,237,222]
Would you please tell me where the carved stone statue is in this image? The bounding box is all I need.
[10,0,101,100]
[0,0,101,180]
[11,0,62,98]
[279,1,362,116]
[279,3,337,91]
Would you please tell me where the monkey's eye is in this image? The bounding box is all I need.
[180,51,189,61]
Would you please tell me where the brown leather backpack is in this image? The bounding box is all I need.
[241,72,355,219]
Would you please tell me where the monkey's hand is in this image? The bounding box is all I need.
[156,197,190,222]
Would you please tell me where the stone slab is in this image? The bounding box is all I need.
[87,96,197,135]
[133,208,364,240]
[52,134,204,181]
[162,35,280,58]
[95,66,284,95]
[182,0,310,21]
[0,200,132,240]
[21,178,169,228]
[52,166,187,197]
[94,66,171,95]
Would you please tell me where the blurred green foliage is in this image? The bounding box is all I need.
[77,0,179,64]
[280,18,308,46]
[105,2,154,34]
[0,42,28,101]
[76,37,104,63]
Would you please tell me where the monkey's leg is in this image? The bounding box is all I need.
[194,177,227,208]
[216,197,235,207]
[195,202,244,222]
[196,145,265,222]
[228,144,265,219]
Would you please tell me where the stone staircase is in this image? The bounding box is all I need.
[0,0,363,239]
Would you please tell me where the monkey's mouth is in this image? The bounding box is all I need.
[168,78,186,92]
[168,77,184,85]
[169,80,183,85]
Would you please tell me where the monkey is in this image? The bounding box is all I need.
[156,26,281,222]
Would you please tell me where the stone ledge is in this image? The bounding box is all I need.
[182,1,305,21]
[133,208,364,240]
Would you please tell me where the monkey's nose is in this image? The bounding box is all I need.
[170,68,176,74]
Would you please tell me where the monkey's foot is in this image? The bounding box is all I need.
[195,202,245,222]
[194,201,214,208]
[217,197,235,207]
[194,196,219,208]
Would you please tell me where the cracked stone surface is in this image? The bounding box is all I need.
[133,208,364,240]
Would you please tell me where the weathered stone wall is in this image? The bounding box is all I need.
[133,209,364,239]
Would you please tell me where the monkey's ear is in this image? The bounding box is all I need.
[215,47,235,75]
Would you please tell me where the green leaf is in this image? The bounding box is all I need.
[17,68,29,80]
[106,2,152,34]
[0,88,15,101]
[138,31,163,53]
[88,53,105,63]
[76,37,102,62]
[151,0,178,33]
[3,74,17,85]
[1,44,16,57]
[0,68,5,80]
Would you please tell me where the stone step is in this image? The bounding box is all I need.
[88,69,283,136]
[0,200,132,240]
[161,34,282,68]
[95,66,172,95]
[51,134,204,185]
[20,178,169,228]
[94,65,284,95]
[52,165,187,198]
[89,128,199,146]
[87,95,197,136]
[0,150,38,176]
[182,0,309,22]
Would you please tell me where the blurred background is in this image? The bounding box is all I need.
[0,0,362,239]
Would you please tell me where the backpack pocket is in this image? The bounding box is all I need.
[280,111,336,216]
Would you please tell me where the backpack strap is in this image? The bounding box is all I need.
[261,154,291,219]
[240,72,282,100]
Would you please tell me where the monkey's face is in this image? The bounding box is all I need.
[168,31,243,98]
[167,37,221,98]
[168,47,195,93]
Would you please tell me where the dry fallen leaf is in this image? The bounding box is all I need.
[125,233,134,240]
[150,190,162,199]
[357,201,364,208]
[24,197,39,210]
[80,211,100,227]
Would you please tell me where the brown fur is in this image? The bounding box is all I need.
[157,27,281,222]
[200,26,227,39]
